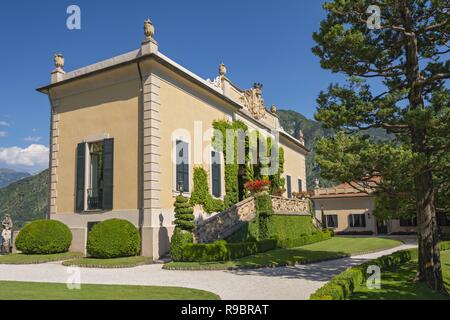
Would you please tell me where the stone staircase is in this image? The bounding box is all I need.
[194,196,311,243]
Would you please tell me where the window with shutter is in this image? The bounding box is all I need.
[75,143,86,213]
[286,175,292,198]
[176,140,189,192]
[298,179,303,192]
[102,138,114,211]
[211,151,221,198]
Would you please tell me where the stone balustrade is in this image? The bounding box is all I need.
[194,196,310,243]
[195,197,256,243]
[271,196,310,215]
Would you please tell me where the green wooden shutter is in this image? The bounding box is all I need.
[176,141,189,192]
[211,151,221,197]
[286,175,292,198]
[102,138,114,211]
[75,143,86,213]
[298,179,303,192]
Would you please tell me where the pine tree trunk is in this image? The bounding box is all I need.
[414,157,444,292]
[400,0,444,292]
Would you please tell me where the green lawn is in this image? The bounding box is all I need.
[0,281,220,300]
[350,250,450,300]
[0,252,83,264]
[164,237,402,270]
[63,256,151,268]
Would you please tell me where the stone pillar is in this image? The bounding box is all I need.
[139,21,164,258]
[49,103,59,215]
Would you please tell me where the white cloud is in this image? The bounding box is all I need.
[0,144,49,168]
[24,136,42,142]
[0,121,10,127]
[0,131,6,137]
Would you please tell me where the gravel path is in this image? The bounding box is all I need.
[0,243,416,300]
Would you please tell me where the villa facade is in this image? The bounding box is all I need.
[37,20,308,259]
[312,182,450,235]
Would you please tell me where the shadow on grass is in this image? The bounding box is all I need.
[351,262,450,300]
[227,250,370,281]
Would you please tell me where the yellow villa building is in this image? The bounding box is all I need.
[37,20,309,259]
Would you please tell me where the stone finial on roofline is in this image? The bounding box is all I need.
[144,19,155,41]
[51,53,65,83]
[270,105,277,114]
[219,63,227,76]
[141,19,159,55]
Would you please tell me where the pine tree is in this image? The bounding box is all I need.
[313,0,449,292]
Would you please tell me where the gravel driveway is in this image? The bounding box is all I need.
[0,243,416,300]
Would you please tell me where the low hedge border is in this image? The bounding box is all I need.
[173,230,332,263]
[310,249,418,300]
[62,256,152,269]
[276,230,333,248]
[177,239,278,263]
[309,241,450,300]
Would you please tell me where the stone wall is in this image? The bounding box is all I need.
[271,196,309,215]
[195,197,256,243]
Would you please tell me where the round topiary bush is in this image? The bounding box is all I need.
[15,220,72,254]
[87,219,140,258]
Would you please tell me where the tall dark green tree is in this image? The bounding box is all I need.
[312,0,449,292]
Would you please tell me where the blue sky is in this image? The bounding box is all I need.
[0,0,344,173]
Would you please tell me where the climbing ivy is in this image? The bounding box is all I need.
[212,119,248,208]
[212,119,286,207]
[191,167,224,214]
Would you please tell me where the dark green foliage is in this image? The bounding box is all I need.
[255,194,273,217]
[191,167,224,214]
[226,220,260,243]
[178,240,229,262]
[266,215,316,241]
[170,196,195,260]
[212,120,248,208]
[255,194,273,240]
[227,214,319,246]
[175,239,278,262]
[275,230,333,249]
[310,249,418,300]
[173,196,195,232]
[312,0,449,290]
[15,220,72,254]
[170,228,193,261]
[86,219,140,258]
[0,170,48,228]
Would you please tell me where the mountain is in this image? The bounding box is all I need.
[0,169,48,228]
[278,109,391,190]
[0,169,30,188]
[278,109,335,190]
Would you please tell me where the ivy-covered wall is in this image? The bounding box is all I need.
[212,119,286,208]
[191,167,224,214]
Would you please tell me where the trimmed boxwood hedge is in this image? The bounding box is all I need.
[275,230,333,249]
[175,239,278,262]
[87,219,140,258]
[310,249,418,300]
[174,230,332,263]
[15,220,72,254]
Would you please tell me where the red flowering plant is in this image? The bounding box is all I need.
[244,180,272,194]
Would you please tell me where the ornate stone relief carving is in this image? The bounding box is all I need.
[240,83,267,120]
